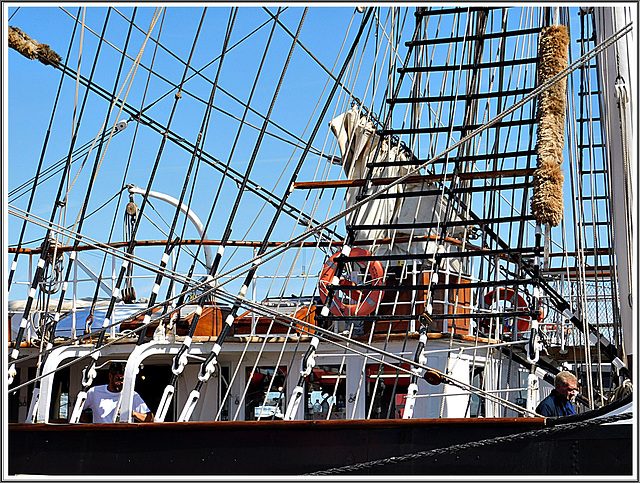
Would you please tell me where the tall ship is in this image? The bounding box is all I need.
[5,4,635,476]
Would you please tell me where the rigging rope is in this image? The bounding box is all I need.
[128,7,230,351]
[155,8,258,420]
[8,7,20,21]
[116,7,168,301]
[87,7,169,320]
[8,8,113,384]
[7,205,202,291]
[177,7,311,422]
[108,7,280,112]
[44,56,336,237]
[67,5,204,423]
[159,4,277,321]
[8,7,82,291]
[112,18,634,348]
[71,7,85,138]
[9,136,108,203]
[26,7,152,423]
[215,9,360,284]
[134,8,242,418]
[60,6,329,166]
[64,12,158,232]
[194,7,284,279]
[262,6,356,100]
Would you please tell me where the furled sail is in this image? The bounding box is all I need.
[329,106,463,258]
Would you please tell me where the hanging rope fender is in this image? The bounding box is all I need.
[530,24,570,227]
[305,411,632,475]
[8,26,61,67]
[318,248,384,316]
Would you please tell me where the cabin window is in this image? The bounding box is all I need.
[218,365,231,421]
[244,366,287,420]
[365,363,411,419]
[304,365,346,420]
[468,366,485,417]
[49,366,71,422]
[8,367,37,423]
[134,364,171,421]
[8,368,23,423]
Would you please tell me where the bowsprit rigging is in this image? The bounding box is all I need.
[6,5,634,477]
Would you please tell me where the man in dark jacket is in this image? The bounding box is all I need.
[536,371,578,417]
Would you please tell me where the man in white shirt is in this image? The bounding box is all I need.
[80,362,154,423]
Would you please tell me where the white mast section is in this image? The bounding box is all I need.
[593,6,635,363]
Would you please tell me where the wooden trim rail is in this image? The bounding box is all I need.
[293,168,535,190]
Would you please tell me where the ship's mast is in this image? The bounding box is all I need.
[593,6,635,371]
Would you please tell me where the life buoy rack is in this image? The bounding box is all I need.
[483,287,540,333]
[318,248,384,316]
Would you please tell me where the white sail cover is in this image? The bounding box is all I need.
[329,107,463,259]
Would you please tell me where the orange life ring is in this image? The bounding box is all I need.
[318,248,384,316]
[293,305,316,335]
[483,287,537,332]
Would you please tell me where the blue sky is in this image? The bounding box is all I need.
[5,5,387,302]
[5,5,624,311]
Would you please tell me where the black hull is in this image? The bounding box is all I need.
[9,415,632,476]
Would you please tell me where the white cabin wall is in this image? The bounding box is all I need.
[175,364,219,422]
[498,356,526,418]
[442,354,470,418]
[68,363,84,418]
[13,362,31,423]
[411,353,445,419]
[537,377,553,402]
[411,348,475,419]
[285,357,305,421]
[196,374,219,421]
[484,353,502,418]
[345,355,367,419]
[410,377,438,419]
